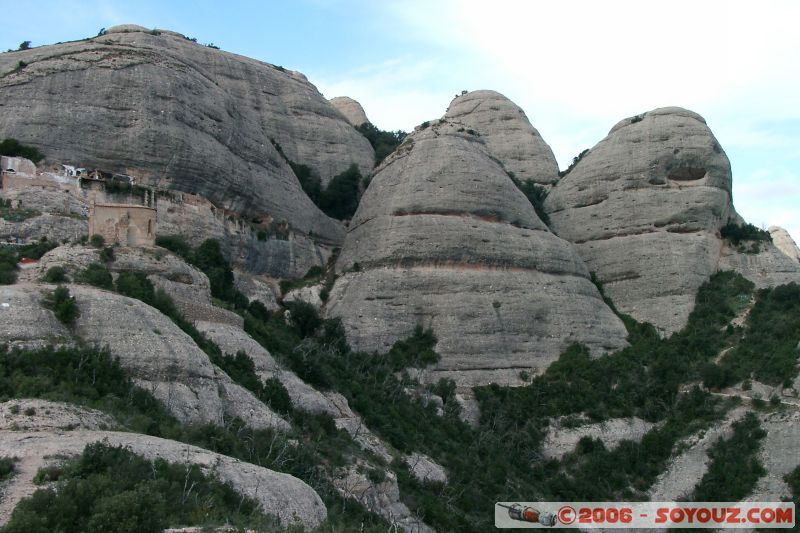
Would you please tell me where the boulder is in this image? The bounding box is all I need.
[545,107,734,334]
[327,120,628,385]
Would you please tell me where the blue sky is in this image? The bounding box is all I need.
[3,0,799,240]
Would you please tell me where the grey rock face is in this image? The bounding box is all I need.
[541,417,656,460]
[718,241,800,289]
[328,121,628,384]
[769,226,800,263]
[403,452,448,484]
[0,27,373,241]
[0,283,288,431]
[545,107,734,334]
[444,90,559,185]
[330,96,370,126]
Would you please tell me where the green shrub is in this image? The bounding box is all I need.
[284,300,322,338]
[89,234,105,248]
[355,123,407,164]
[692,412,766,501]
[720,222,772,246]
[0,137,44,163]
[154,234,192,259]
[0,247,18,285]
[510,176,550,226]
[77,263,113,290]
[0,456,18,481]
[558,148,589,178]
[43,286,79,325]
[98,246,114,262]
[4,442,279,533]
[318,164,362,220]
[42,266,68,283]
[115,271,155,302]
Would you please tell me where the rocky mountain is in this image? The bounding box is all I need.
[327,116,628,387]
[2,28,800,532]
[0,24,374,243]
[544,107,800,334]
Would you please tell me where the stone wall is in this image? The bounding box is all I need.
[89,203,156,247]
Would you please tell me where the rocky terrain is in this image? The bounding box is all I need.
[0,24,374,245]
[544,107,800,334]
[327,117,629,386]
[2,27,800,531]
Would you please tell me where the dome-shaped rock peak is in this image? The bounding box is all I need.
[326,120,628,386]
[544,107,735,334]
[330,96,370,127]
[444,90,559,186]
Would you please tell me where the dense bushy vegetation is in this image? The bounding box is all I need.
[720,222,772,246]
[6,228,793,532]
[271,137,366,220]
[3,442,279,533]
[0,239,58,285]
[0,456,17,481]
[510,175,551,226]
[355,122,407,165]
[714,282,800,387]
[76,263,113,290]
[155,236,248,308]
[42,286,79,325]
[692,412,766,501]
[0,137,44,163]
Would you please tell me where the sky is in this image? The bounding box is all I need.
[3,0,799,240]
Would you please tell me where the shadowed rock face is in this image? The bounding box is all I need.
[330,96,370,126]
[327,120,628,385]
[545,107,735,334]
[444,90,559,186]
[0,25,376,242]
[770,226,800,263]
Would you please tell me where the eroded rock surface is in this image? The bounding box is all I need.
[0,25,372,242]
[769,226,800,263]
[541,417,656,460]
[328,120,628,385]
[0,420,325,529]
[545,107,735,334]
[330,96,370,126]
[444,90,559,186]
[0,283,288,431]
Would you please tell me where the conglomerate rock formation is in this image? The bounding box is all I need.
[327,116,629,386]
[330,96,370,126]
[444,90,560,186]
[0,24,375,244]
[545,107,737,334]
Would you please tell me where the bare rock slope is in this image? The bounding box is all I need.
[330,96,370,126]
[0,24,375,242]
[444,90,559,186]
[327,117,628,386]
[0,283,288,430]
[545,108,736,334]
